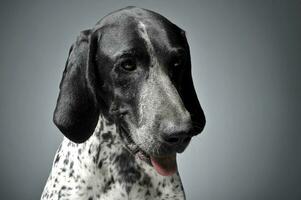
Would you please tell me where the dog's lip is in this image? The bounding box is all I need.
[135,150,177,176]
[119,123,178,176]
[119,124,139,153]
[150,154,177,176]
[136,150,178,176]
[136,150,151,164]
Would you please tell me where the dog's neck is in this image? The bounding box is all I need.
[48,114,185,199]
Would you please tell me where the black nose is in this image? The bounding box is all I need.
[162,131,191,146]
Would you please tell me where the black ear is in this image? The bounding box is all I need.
[181,37,206,135]
[53,30,100,143]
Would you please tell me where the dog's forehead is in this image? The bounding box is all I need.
[95,7,186,58]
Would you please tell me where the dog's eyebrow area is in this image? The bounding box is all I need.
[114,49,138,59]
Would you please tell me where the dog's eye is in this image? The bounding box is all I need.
[169,52,186,82]
[171,49,186,69]
[173,57,184,68]
[120,59,137,71]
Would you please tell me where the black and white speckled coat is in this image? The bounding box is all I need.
[41,6,205,200]
[41,115,185,200]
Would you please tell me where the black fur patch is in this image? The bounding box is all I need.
[114,152,141,184]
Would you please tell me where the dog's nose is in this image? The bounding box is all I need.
[162,132,191,145]
[159,109,193,147]
[160,117,193,150]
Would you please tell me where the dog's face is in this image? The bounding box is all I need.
[54,7,205,176]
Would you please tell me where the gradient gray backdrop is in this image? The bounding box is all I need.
[0,0,300,199]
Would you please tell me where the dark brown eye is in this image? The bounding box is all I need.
[120,59,137,71]
[172,49,186,68]
[173,57,184,68]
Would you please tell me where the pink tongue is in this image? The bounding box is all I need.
[150,154,177,176]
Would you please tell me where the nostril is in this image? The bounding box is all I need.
[162,131,192,145]
[164,136,181,144]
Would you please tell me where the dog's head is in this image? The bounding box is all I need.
[54,7,205,176]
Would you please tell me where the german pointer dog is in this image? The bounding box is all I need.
[41,6,205,200]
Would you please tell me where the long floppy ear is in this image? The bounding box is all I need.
[181,36,206,135]
[53,30,100,143]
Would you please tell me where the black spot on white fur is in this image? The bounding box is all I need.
[41,6,206,200]
[114,152,141,185]
[41,115,185,199]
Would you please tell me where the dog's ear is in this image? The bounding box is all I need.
[53,30,100,143]
[181,38,206,134]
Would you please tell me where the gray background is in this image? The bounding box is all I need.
[0,0,300,199]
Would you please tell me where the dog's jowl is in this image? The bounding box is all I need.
[41,7,205,200]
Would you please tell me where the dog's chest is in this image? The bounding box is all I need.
[41,116,185,200]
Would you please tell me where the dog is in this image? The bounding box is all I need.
[41,6,205,200]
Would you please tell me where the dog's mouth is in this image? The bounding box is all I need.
[136,150,178,176]
[119,125,178,176]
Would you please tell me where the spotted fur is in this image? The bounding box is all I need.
[41,115,185,200]
[42,6,206,200]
